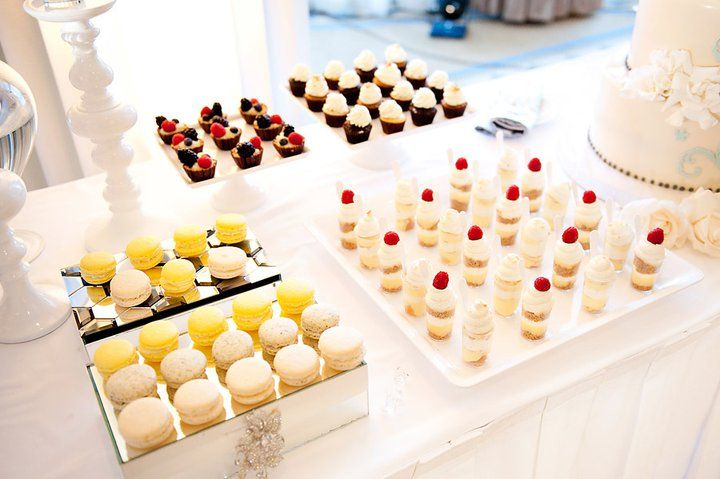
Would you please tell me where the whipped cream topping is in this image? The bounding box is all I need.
[463,235,490,259]
[464,300,493,335]
[450,162,472,187]
[346,105,372,127]
[473,178,498,201]
[395,177,416,205]
[385,44,407,63]
[584,255,615,283]
[522,284,552,314]
[323,92,349,115]
[522,169,544,192]
[338,195,361,223]
[416,197,439,223]
[634,237,665,266]
[391,80,414,100]
[545,182,570,206]
[305,74,329,97]
[354,49,376,71]
[520,218,551,256]
[411,87,437,109]
[359,83,382,105]
[290,63,310,82]
[404,59,428,80]
[375,63,401,86]
[404,259,429,287]
[442,82,465,106]
[575,200,602,225]
[497,196,523,219]
[439,209,463,235]
[495,254,523,282]
[554,238,583,265]
[324,60,344,80]
[497,147,520,173]
[427,280,455,312]
[339,70,361,89]
[379,99,404,121]
[427,70,449,89]
[379,240,403,266]
[354,211,379,239]
[605,221,634,248]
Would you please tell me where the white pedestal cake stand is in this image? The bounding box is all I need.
[24,0,175,252]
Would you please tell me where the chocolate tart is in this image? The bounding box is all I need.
[231,142,263,169]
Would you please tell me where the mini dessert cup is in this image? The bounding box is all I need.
[343,122,372,144]
[441,100,467,118]
[381,117,405,134]
[289,78,306,97]
[324,111,347,128]
[409,105,436,126]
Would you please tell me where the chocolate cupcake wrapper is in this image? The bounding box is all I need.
[305,96,326,112]
[355,67,376,83]
[394,98,412,111]
[381,119,405,135]
[340,87,360,106]
[289,79,306,97]
[377,85,393,97]
[183,164,216,182]
[343,123,372,144]
[407,77,426,89]
[442,102,467,119]
[430,87,444,103]
[212,135,240,151]
[326,78,339,90]
[324,112,347,128]
[254,125,282,141]
[409,106,437,126]
[273,142,304,158]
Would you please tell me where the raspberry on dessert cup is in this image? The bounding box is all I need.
[170,128,204,153]
[239,97,267,124]
[253,114,284,141]
[178,150,216,182]
[156,116,188,145]
[210,122,241,150]
[231,137,264,169]
[273,127,305,158]
[198,103,227,133]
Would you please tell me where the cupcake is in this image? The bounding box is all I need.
[170,127,203,153]
[354,49,377,83]
[198,103,226,134]
[409,87,437,126]
[379,99,405,135]
[322,92,349,128]
[239,97,267,124]
[385,43,408,73]
[253,114,284,141]
[357,83,382,119]
[304,74,329,112]
[404,59,428,89]
[178,150,216,182]
[273,124,305,158]
[155,116,187,145]
[427,70,449,103]
[441,82,467,119]
[343,105,372,144]
[210,122,241,150]
[231,137,263,169]
[373,62,401,97]
[288,63,310,97]
[338,70,362,106]
[323,60,344,90]
[390,80,414,111]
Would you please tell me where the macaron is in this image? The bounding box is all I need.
[225,357,275,405]
[138,320,179,362]
[258,317,298,359]
[159,348,207,390]
[300,303,340,340]
[118,397,175,449]
[187,306,229,346]
[215,213,247,244]
[105,363,158,411]
[160,259,196,297]
[173,224,207,258]
[318,326,364,371]
[273,344,320,387]
[80,251,117,285]
[211,330,254,371]
[173,379,224,425]
[125,236,164,270]
[110,269,152,307]
[208,246,248,279]
[276,278,315,319]
[232,290,273,331]
[93,339,138,380]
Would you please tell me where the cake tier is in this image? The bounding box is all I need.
[629,0,720,68]
[589,64,720,192]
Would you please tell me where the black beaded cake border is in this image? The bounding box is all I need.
[586,131,720,193]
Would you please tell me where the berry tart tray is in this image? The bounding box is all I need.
[307,179,703,387]
[61,227,280,344]
[156,110,311,188]
[86,286,368,479]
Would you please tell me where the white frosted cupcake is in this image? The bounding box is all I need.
[574,190,602,250]
[521,277,553,340]
[552,227,584,290]
[378,231,403,293]
[521,157,544,213]
[426,271,455,340]
[463,225,490,287]
[323,60,344,90]
[495,185,523,246]
[631,228,666,291]
[416,188,440,247]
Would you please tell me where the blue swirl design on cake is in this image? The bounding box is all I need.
[678,145,720,178]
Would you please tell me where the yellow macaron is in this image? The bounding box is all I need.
[80,251,117,285]
[215,214,247,245]
[173,224,208,258]
[138,320,179,362]
[232,290,273,331]
[93,339,138,379]
[125,236,164,270]
[160,259,196,296]
[188,306,229,346]
[276,278,315,320]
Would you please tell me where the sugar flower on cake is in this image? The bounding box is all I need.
[622,198,688,249]
[681,188,720,257]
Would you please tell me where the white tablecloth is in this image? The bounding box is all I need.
[2,50,720,479]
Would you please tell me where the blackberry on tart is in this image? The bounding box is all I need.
[239,97,267,124]
[155,116,188,145]
[198,102,227,133]
[231,136,264,169]
[253,113,284,141]
[272,124,305,158]
[170,127,204,153]
[210,121,241,150]
[177,149,216,182]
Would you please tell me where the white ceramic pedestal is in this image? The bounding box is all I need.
[211,174,267,213]
[0,170,70,343]
[345,139,409,171]
[24,0,176,252]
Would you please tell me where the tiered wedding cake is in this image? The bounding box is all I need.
[589,0,720,192]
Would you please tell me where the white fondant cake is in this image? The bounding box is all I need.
[589,0,720,192]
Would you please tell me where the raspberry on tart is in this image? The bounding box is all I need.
[239,97,268,124]
[170,127,204,153]
[230,141,264,170]
[272,124,305,158]
[198,102,227,133]
[177,149,216,182]
[155,115,188,145]
[209,122,241,151]
[253,114,283,141]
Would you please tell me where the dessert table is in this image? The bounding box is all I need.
[2,49,720,479]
